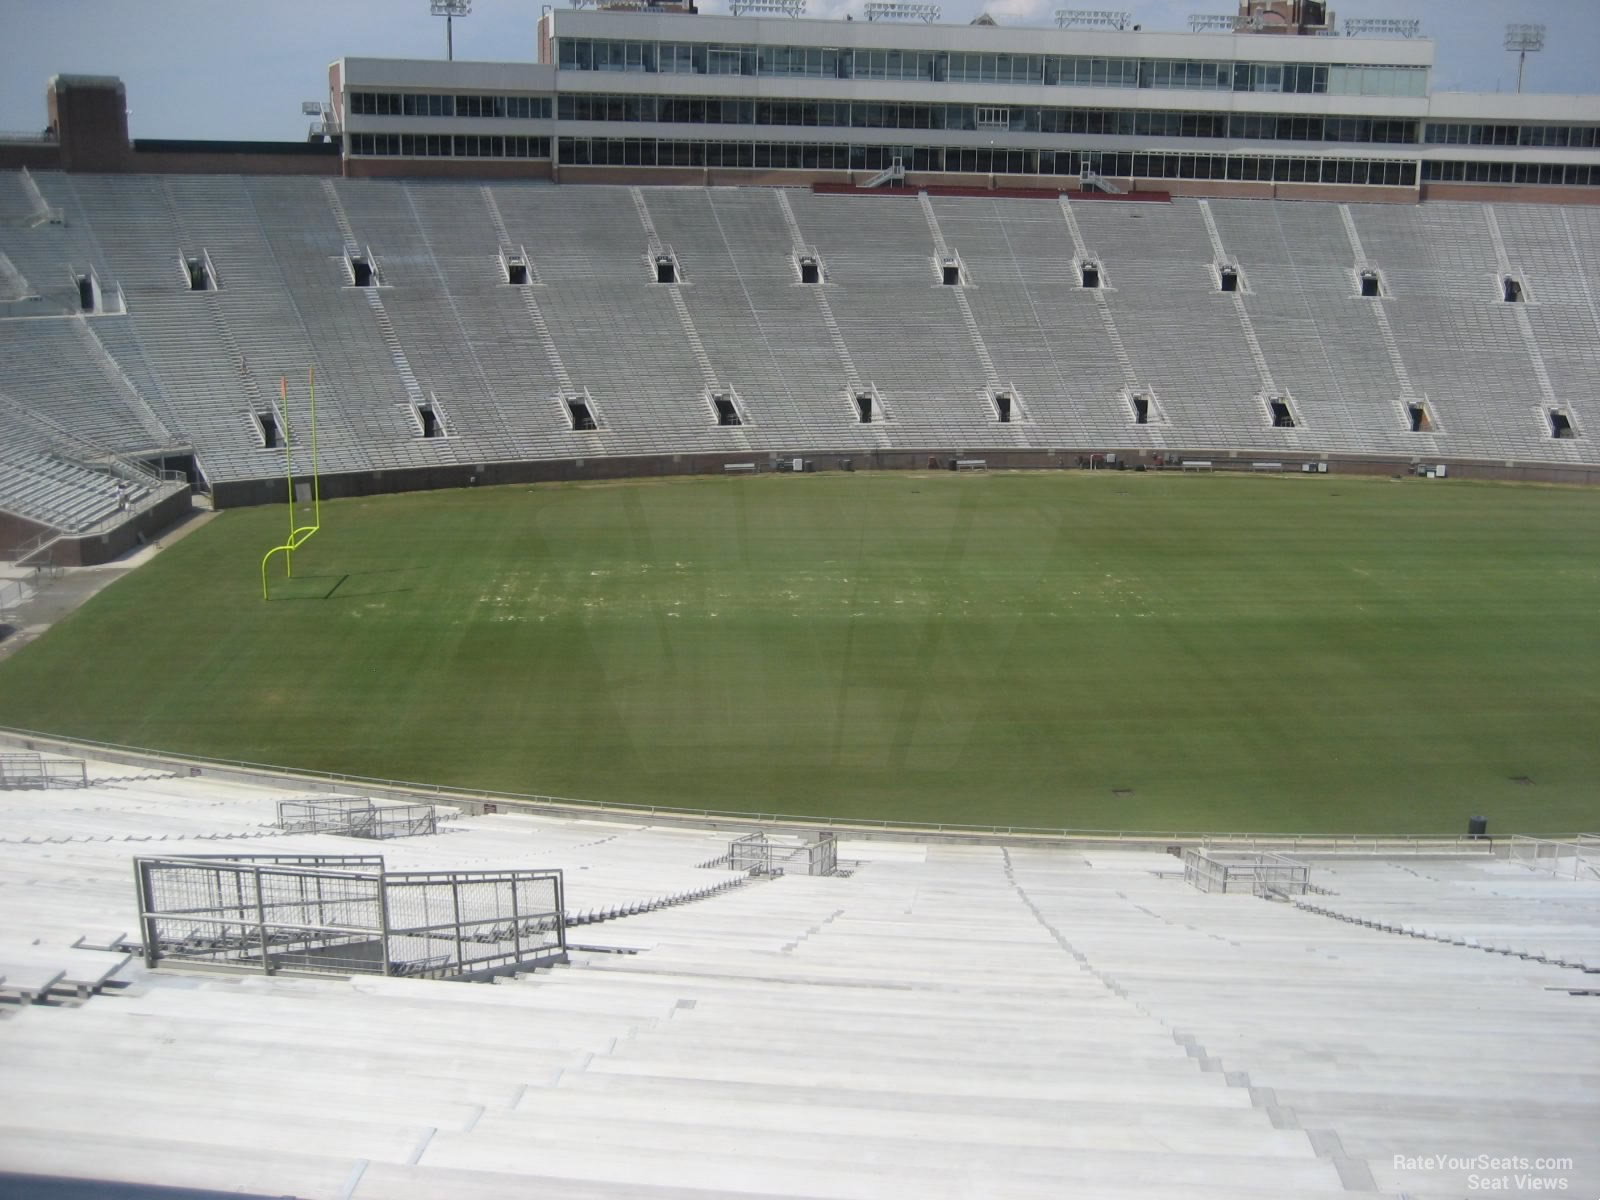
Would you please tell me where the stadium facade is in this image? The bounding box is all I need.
[2,0,1600,561]
[333,3,1600,203]
[2,3,1598,206]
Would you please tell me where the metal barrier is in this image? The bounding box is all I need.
[727,831,838,876]
[0,726,1582,848]
[0,753,88,790]
[1508,835,1600,881]
[134,853,564,979]
[276,795,438,839]
[1184,847,1309,895]
[1201,833,1495,856]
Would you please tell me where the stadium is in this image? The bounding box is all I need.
[0,0,1597,1195]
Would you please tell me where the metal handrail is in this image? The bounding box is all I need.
[0,725,1571,846]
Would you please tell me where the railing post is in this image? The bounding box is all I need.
[377,872,394,977]
[451,877,465,973]
[509,876,522,962]
[553,873,567,956]
[253,866,271,975]
[134,859,159,968]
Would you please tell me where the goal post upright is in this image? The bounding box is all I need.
[282,374,295,577]
[260,367,323,600]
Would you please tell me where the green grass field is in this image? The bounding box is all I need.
[2,471,1597,834]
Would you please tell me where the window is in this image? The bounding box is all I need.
[348,132,550,159]
[348,91,548,120]
[707,47,744,76]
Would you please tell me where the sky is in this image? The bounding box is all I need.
[0,0,1594,142]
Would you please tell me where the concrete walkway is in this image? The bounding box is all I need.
[0,503,218,665]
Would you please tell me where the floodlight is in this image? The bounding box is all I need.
[1504,22,1545,51]
[430,0,471,61]
[1189,13,1245,33]
[1505,23,1545,93]
[731,0,805,13]
[1343,18,1421,38]
[1055,9,1130,30]
[864,1,940,22]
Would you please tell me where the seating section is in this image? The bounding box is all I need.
[0,320,173,452]
[1,173,1597,494]
[1291,855,1600,968]
[0,750,1595,1197]
[1008,848,1600,1197]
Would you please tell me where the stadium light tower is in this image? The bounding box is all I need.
[1504,23,1545,94]
[1055,9,1131,30]
[431,0,471,61]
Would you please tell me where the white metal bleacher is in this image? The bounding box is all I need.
[0,750,1594,1197]
[2,174,1598,485]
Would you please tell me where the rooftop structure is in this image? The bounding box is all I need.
[317,2,1600,202]
[1,5,1596,205]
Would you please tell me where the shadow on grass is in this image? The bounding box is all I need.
[265,568,419,601]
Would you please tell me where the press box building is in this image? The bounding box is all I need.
[326,0,1600,204]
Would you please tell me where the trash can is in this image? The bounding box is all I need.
[1467,815,1488,839]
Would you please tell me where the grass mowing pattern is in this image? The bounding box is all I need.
[2,472,1596,834]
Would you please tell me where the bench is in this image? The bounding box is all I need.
[954,459,987,471]
[722,463,756,474]
[1251,461,1284,473]
[1181,460,1213,472]
[0,961,66,1005]
[0,944,131,1003]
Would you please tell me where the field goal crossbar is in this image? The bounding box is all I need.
[260,369,322,600]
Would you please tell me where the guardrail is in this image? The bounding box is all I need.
[1508,834,1600,880]
[0,725,1572,848]
[1201,833,1496,855]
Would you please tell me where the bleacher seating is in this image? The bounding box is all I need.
[0,752,1594,1196]
[3,174,1597,496]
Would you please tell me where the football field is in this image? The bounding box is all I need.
[2,471,1596,834]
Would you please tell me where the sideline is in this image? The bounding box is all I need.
[0,724,1517,856]
[0,504,219,665]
